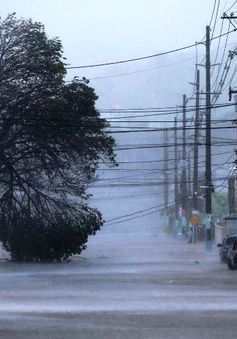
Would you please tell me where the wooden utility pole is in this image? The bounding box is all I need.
[188,152,192,198]
[205,25,212,216]
[205,25,214,242]
[193,69,200,211]
[187,152,192,218]
[174,117,179,219]
[181,95,187,214]
[163,129,169,214]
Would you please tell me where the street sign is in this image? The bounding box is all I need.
[190,214,202,225]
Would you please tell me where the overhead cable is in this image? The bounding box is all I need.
[66,30,236,70]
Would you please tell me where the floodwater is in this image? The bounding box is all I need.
[0,219,237,338]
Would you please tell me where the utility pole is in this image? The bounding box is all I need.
[163,128,169,215]
[222,13,237,235]
[205,25,213,240]
[174,117,179,220]
[181,95,187,215]
[221,12,237,30]
[221,15,237,95]
[221,14,237,101]
[193,69,200,211]
[188,152,192,199]
[205,26,212,214]
[187,151,192,218]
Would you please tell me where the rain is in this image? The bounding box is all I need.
[0,1,237,338]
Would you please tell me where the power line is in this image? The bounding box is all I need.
[88,56,196,81]
[105,118,232,123]
[108,125,237,135]
[105,193,201,226]
[211,0,221,39]
[66,30,236,70]
[104,184,230,225]
[210,0,218,26]
[211,18,225,81]
[212,27,234,104]
[98,101,235,111]
[97,102,237,119]
[64,41,237,83]
[99,150,232,165]
[106,120,234,129]
[92,175,231,188]
[225,0,237,12]
[97,162,233,182]
[98,160,234,173]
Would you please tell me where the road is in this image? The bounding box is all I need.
[0,222,237,338]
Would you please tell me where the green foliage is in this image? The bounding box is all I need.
[1,205,103,262]
[212,192,228,220]
[0,14,117,261]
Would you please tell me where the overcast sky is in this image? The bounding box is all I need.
[0,1,224,65]
[0,0,236,108]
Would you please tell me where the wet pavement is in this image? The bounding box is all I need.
[0,222,237,338]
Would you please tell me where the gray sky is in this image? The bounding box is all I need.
[0,1,222,65]
[0,0,236,108]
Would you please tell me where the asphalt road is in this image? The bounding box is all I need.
[0,222,237,339]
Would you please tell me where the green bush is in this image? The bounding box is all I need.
[1,206,103,262]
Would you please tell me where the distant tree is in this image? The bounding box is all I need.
[212,192,228,221]
[0,14,117,261]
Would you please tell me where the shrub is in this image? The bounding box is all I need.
[1,206,103,262]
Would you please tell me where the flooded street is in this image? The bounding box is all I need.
[0,1,236,338]
[0,222,237,338]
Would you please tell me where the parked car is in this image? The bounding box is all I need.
[227,238,237,270]
[217,235,237,263]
